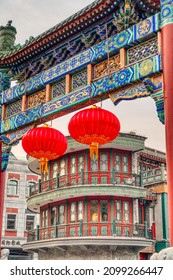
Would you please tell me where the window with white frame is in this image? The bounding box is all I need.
[42,209,48,227]
[51,206,57,226]
[115,200,122,222]
[124,201,130,223]
[122,155,128,173]
[58,204,65,224]
[52,162,58,178]
[115,154,120,172]
[100,152,108,171]
[78,201,83,221]
[70,156,76,174]
[7,179,19,196]
[91,158,98,171]
[6,214,16,230]
[59,159,66,176]
[115,200,130,223]
[69,201,83,223]
[70,202,76,222]
[78,155,84,172]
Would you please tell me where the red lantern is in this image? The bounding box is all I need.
[22,124,67,173]
[68,106,120,158]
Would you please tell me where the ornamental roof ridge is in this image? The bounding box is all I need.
[0,0,104,60]
[0,0,160,64]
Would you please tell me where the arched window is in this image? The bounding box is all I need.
[7,179,18,196]
[26,180,36,196]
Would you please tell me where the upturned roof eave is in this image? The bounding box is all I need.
[0,0,108,64]
[0,0,160,66]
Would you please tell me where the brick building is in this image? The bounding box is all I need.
[1,153,39,260]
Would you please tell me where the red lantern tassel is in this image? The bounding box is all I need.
[40,158,48,174]
[90,142,99,159]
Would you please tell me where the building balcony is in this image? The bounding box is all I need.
[27,171,147,212]
[23,221,155,253]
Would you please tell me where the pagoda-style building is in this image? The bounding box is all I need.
[0,0,172,258]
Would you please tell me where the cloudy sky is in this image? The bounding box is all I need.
[0,0,166,157]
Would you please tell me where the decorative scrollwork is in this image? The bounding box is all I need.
[27,90,46,109]
[94,54,120,79]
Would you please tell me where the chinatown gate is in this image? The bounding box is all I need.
[0,0,173,251]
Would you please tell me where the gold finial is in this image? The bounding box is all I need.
[42,124,50,128]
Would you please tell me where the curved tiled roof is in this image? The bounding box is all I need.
[0,0,160,66]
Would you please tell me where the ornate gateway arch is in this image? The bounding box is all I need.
[0,0,173,247]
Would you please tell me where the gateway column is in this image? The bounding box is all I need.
[161,0,173,246]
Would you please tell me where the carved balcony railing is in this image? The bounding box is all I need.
[27,221,155,242]
[29,170,142,196]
